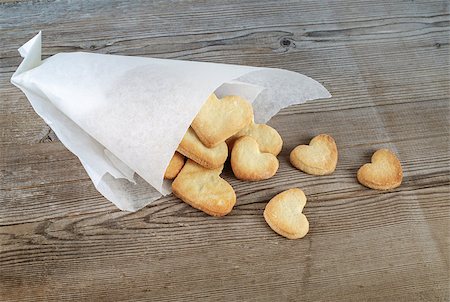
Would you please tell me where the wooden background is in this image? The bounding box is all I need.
[1,1,449,301]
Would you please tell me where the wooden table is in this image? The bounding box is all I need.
[1,1,449,301]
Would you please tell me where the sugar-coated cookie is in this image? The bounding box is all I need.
[177,127,228,169]
[172,160,236,217]
[290,134,338,175]
[164,152,185,180]
[264,188,309,239]
[227,121,283,156]
[191,94,253,148]
[231,136,279,181]
[357,149,402,190]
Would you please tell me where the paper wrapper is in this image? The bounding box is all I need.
[11,32,331,211]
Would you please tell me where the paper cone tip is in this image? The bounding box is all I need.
[19,31,42,58]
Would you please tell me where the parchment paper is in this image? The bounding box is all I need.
[11,32,331,211]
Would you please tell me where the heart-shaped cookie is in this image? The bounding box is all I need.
[177,127,228,169]
[264,188,309,239]
[227,121,283,156]
[164,152,185,180]
[231,136,279,181]
[357,149,403,190]
[172,160,236,216]
[290,134,338,175]
[191,94,253,148]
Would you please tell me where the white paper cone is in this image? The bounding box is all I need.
[11,32,331,211]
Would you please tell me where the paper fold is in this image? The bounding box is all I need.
[11,32,331,211]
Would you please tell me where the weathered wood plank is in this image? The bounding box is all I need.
[0,0,449,301]
[1,216,448,301]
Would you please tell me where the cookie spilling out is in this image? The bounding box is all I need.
[166,94,317,239]
[163,152,185,180]
[264,188,309,239]
[172,160,236,217]
[166,107,403,239]
[357,149,403,190]
[290,134,338,175]
[167,93,283,214]
[231,136,279,181]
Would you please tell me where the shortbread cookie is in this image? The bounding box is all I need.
[172,160,236,217]
[227,121,283,156]
[164,152,185,180]
[264,188,309,239]
[290,134,338,175]
[191,94,253,148]
[177,127,228,169]
[357,149,402,190]
[231,136,279,181]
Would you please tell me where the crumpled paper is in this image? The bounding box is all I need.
[11,32,331,211]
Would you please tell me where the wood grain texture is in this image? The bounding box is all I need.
[1,0,449,301]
